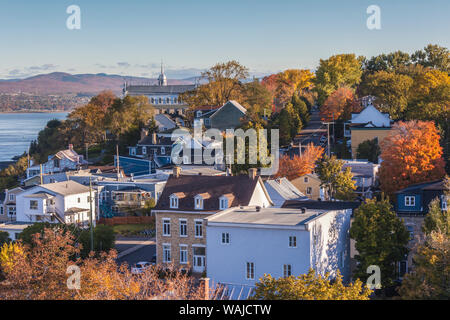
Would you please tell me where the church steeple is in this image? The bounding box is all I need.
[158,60,167,86]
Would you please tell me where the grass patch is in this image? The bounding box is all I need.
[113,224,154,237]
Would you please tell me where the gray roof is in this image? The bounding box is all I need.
[207,207,327,227]
[126,84,196,95]
[265,178,308,201]
[24,192,55,199]
[40,180,90,196]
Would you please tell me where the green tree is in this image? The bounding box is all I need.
[350,198,410,288]
[316,155,356,201]
[359,71,414,119]
[0,232,10,246]
[251,269,371,300]
[291,93,310,126]
[242,79,273,117]
[314,54,363,105]
[363,51,411,73]
[411,44,450,73]
[356,138,381,164]
[79,224,115,258]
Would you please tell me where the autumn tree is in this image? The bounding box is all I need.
[275,144,324,180]
[68,103,107,145]
[314,54,363,105]
[398,231,449,300]
[0,228,206,300]
[180,60,249,108]
[350,198,410,288]
[316,155,356,201]
[423,177,449,237]
[356,138,381,164]
[379,121,446,197]
[251,269,371,300]
[320,87,360,122]
[241,79,273,117]
[89,90,117,111]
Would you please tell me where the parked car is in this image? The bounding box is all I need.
[131,261,152,274]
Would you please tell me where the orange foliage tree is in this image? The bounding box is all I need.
[379,121,446,196]
[320,87,361,122]
[275,143,324,180]
[0,228,211,300]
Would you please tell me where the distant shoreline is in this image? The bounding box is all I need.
[0,110,70,114]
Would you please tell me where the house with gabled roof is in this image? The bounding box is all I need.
[15,180,97,226]
[153,167,273,273]
[344,104,393,158]
[26,145,88,179]
[193,101,247,131]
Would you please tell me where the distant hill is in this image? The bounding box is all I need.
[0,72,196,95]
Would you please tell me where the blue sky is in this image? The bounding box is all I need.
[0,0,448,79]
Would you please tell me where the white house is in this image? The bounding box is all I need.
[15,180,96,226]
[26,145,88,179]
[205,206,352,297]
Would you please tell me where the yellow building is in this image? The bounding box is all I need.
[290,174,324,201]
[344,104,393,159]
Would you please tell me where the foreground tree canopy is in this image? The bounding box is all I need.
[251,269,371,300]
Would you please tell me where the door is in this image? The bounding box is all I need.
[192,247,206,273]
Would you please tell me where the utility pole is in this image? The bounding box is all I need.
[85,143,89,163]
[326,122,331,157]
[40,164,43,185]
[299,141,302,157]
[89,176,94,252]
[116,144,120,181]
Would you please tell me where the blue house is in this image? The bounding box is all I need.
[395,179,446,215]
[395,179,447,277]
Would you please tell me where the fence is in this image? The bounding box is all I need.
[98,216,154,226]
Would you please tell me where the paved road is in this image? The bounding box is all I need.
[115,237,156,267]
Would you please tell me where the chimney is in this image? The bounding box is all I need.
[249,168,257,180]
[173,166,181,178]
[140,128,149,141]
[226,167,232,176]
[152,132,157,145]
[300,207,307,214]
[68,144,73,151]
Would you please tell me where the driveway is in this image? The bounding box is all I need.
[115,237,156,267]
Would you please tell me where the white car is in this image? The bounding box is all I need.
[131,261,152,274]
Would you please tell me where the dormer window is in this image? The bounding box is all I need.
[170,194,179,209]
[194,195,204,210]
[219,196,229,210]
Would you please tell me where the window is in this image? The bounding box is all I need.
[166,97,170,104]
[442,195,448,211]
[174,97,178,104]
[151,98,155,104]
[194,195,203,210]
[179,219,187,237]
[163,219,171,236]
[196,111,202,118]
[399,260,407,277]
[289,236,297,248]
[304,177,309,183]
[246,262,255,280]
[405,196,415,207]
[0,207,3,215]
[77,197,81,203]
[170,195,179,209]
[195,220,203,238]
[221,232,230,244]
[29,200,38,210]
[306,187,312,195]
[180,245,188,264]
[142,147,147,155]
[8,207,16,216]
[163,244,171,263]
[219,196,229,210]
[406,225,414,240]
[53,159,60,168]
[9,194,14,201]
[161,147,165,155]
[283,264,292,277]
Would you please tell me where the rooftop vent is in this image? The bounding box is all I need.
[300,207,306,214]
[256,206,261,212]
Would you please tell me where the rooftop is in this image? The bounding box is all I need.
[206,206,327,227]
[40,180,90,196]
[282,200,360,211]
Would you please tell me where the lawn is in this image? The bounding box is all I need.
[113,224,154,237]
